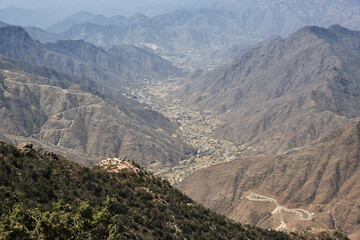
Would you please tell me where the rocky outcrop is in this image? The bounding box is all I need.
[96,158,140,173]
[16,142,34,154]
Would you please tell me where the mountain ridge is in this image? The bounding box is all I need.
[0,140,346,239]
[0,54,194,168]
[23,0,360,69]
[174,25,360,155]
[0,26,182,90]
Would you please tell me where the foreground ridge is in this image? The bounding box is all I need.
[0,141,348,239]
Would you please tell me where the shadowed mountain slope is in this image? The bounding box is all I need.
[0,55,194,167]
[175,25,360,155]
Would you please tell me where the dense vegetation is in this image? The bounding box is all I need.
[0,142,348,239]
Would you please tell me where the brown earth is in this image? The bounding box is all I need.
[179,120,360,239]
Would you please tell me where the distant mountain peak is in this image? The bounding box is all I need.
[68,11,96,19]
[2,25,27,33]
[297,25,333,37]
[329,24,359,34]
[127,12,149,22]
[292,25,354,45]
[0,26,34,43]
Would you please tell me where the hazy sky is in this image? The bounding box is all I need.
[0,0,170,9]
[0,0,211,17]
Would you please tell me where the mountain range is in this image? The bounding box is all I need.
[175,24,360,238]
[0,1,359,238]
[175,25,360,156]
[20,0,360,69]
[0,26,182,90]
[0,26,194,168]
[46,11,126,34]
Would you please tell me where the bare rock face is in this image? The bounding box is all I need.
[96,158,140,173]
[179,120,360,238]
[16,142,34,154]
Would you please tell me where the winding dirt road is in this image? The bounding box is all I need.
[246,193,314,231]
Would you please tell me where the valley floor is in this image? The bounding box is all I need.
[133,78,251,185]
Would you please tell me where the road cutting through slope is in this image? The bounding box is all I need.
[246,193,314,231]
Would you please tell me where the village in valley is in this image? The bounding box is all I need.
[134,78,251,185]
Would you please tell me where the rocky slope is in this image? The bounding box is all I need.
[0,55,194,167]
[0,26,182,89]
[179,120,360,239]
[0,141,345,239]
[175,25,360,155]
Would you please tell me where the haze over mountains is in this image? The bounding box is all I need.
[0,0,212,20]
[15,0,360,69]
[0,26,182,89]
[0,6,61,28]
[0,0,360,238]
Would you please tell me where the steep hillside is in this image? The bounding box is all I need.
[0,141,340,239]
[179,120,360,239]
[176,25,360,155]
[0,55,194,168]
[0,26,182,89]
